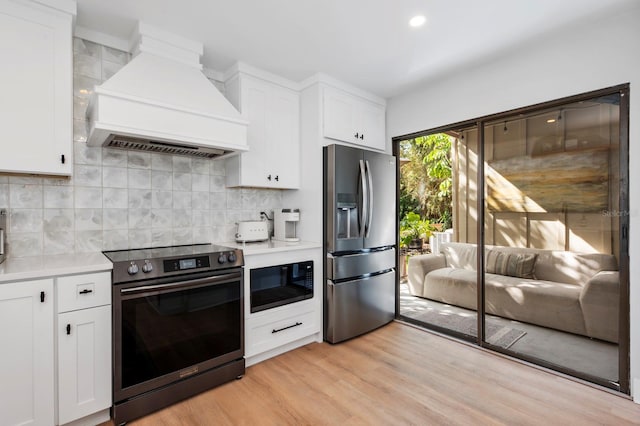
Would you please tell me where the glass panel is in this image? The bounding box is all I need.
[399,131,478,341]
[483,94,621,384]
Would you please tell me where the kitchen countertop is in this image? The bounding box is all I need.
[0,252,112,284]
[219,240,322,256]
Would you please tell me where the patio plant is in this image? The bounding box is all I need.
[400,212,434,249]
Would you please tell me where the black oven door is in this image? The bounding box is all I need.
[113,269,243,402]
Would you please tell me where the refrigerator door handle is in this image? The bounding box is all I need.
[359,159,368,237]
[365,160,373,238]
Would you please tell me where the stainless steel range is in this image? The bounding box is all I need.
[103,244,245,425]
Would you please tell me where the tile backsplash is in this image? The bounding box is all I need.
[0,38,281,258]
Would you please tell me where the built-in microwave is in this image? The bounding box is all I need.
[250,260,313,313]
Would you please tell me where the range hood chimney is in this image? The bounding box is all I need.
[86,23,248,158]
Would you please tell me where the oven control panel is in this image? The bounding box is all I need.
[163,255,211,272]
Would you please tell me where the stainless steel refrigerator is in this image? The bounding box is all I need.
[324,144,396,343]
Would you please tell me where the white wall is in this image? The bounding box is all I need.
[387,4,640,401]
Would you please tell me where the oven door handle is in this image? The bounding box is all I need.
[120,271,241,296]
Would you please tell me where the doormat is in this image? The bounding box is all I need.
[404,308,526,349]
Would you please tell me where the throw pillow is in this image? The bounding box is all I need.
[485,250,537,279]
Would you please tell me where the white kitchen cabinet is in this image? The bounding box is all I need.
[0,0,75,176]
[242,246,322,366]
[224,63,300,189]
[0,278,54,426]
[56,272,111,426]
[323,85,386,151]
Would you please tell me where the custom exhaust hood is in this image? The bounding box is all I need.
[86,23,248,158]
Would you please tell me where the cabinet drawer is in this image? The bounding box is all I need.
[57,272,111,313]
[246,309,319,357]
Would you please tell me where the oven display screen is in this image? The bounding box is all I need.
[179,259,197,269]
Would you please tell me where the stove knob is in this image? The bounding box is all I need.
[228,252,237,263]
[218,254,227,264]
[127,261,139,275]
[142,260,153,273]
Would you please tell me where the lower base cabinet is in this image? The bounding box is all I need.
[0,279,54,426]
[57,305,111,425]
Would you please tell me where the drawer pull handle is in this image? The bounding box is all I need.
[79,289,93,295]
[272,322,302,334]
[66,324,71,335]
[40,291,45,303]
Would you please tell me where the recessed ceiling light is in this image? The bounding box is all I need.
[409,15,426,28]
[546,118,556,123]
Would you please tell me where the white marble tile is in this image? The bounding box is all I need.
[103,188,128,208]
[128,169,151,189]
[172,156,192,173]
[128,152,151,169]
[75,208,103,231]
[129,209,152,228]
[225,210,244,225]
[151,209,172,228]
[74,38,101,57]
[128,229,152,249]
[128,189,152,209]
[10,209,43,233]
[75,230,103,253]
[103,209,128,230]
[151,170,172,190]
[0,184,8,208]
[192,174,209,192]
[241,189,258,210]
[210,210,226,225]
[74,165,102,187]
[172,228,192,245]
[7,232,43,258]
[103,229,129,251]
[102,167,128,188]
[73,96,89,121]
[73,119,88,143]
[226,189,242,209]
[192,210,210,227]
[73,75,100,100]
[172,209,192,228]
[43,209,74,232]
[173,173,191,191]
[10,184,43,208]
[152,190,172,209]
[210,193,226,210]
[74,141,102,165]
[209,175,226,192]
[151,154,173,171]
[41,176,72,186]
[210,159,226,176]
[74,54,102,80]
[192,227,212,244]
[192,158,210,175]
[173,192,192,210]
[102,149,128,167]
[43,231,75,255]
[210,226,226,242]
[151,229,172,247]
[74,187,102,208]
[9,176,41,185]
[101,45,129,64]
[192,192,209,210]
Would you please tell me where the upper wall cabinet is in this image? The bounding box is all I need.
[0,0,75,176]
[224,63,300,189]
[323,86,386,151]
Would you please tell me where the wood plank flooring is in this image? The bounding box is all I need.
[117,322,640,425]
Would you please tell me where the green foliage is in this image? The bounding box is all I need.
[399,212,434,248]
[399,133,453,227]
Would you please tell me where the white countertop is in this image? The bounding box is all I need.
[220,240,322,256]
[0,252,112,284]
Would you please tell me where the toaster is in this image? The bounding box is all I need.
[235,220,269,242]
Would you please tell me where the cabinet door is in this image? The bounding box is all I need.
[239,76,271,186]
[359,100,386,151]
[0,1,72,176]
[323,87,357,143]
[58,305,111,425]
[0,279,54,426]
[268,85,300,188]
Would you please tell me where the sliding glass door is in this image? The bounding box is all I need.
[396,85,629,393]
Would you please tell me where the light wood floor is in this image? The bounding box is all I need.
[118,321,640,425]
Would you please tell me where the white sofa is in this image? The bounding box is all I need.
[407,242,619,343]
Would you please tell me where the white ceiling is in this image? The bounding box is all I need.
[75,0,635,98]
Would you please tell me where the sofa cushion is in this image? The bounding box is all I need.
[485,249,537,279]
[442,242,477,270]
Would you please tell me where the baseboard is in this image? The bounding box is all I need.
[60,408,110,426]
